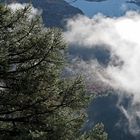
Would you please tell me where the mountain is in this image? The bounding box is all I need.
[4,0,84,28]
[128,0,140,6]
[86,94,139,140]
[70,0,140,17]
[85,0,107,1]
[67,1,140,140]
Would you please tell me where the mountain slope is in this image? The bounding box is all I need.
[12,0,83,27]
[128,0,140,6]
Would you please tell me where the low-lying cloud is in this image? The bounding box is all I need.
[64,11,140,101]
[64,11,140,136]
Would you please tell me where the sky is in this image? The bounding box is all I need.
[66,0,140,17]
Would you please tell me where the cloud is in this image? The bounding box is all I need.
[119,104,140,135]
[8,3,41,19]
[64,11,140,101]
[64,11,140,136]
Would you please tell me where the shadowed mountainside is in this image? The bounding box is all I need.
[85,0,107,1]
[127,0,140,6]
[3,0,83,28]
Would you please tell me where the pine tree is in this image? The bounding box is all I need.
[0,4,108,140]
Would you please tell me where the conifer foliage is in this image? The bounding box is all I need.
[0,4,108,140]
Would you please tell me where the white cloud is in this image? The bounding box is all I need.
[119,104,140,136]
[64,11,140,135]
[8,3,41,19]
[64,11,140,101]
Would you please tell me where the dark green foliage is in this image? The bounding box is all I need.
[0,4,87,139]
[0,4,108,140]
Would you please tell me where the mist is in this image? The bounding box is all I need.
[64,11,140,136]
[8,3,41,19]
